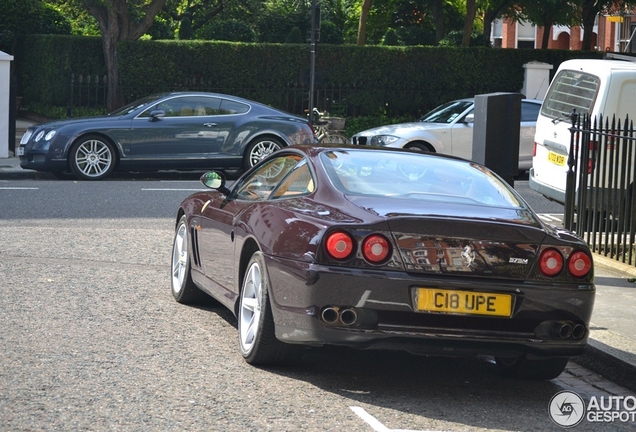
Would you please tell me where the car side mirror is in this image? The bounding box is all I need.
[200,171,231,195]
[149,110,165,121]
[463,113,474,123]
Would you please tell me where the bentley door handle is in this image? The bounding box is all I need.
[203,123,217,128]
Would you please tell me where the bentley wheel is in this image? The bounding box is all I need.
[69,135,116,180]
[238,251,301,365]
[171,215,207,304]
[495,355,568,380]
[244,137,283,170]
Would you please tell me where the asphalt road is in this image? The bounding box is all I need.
[1,176,634,432]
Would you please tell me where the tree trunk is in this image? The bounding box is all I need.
[357,0,373,45]
[483,10,495,39]
[83,0,168,111]
[430,0,445,43]
[102,31,124,111]
[462,0,477,47]
[541,21,552,49]
[580,0,598,51]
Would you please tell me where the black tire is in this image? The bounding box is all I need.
[495,355,568,380]
[238,251,302,365]
[69,135,116,180]
[244,137,283,170]
[171,215,208,304]
[405,142,434,152]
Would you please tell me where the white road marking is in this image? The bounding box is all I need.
[350,406,442,432]
[141,188,205,191]
[539,213,563,222]
[0,187,39,190]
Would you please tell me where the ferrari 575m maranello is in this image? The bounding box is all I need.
[171,145,595,380]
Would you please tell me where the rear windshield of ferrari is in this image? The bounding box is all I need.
[320,150,523,208]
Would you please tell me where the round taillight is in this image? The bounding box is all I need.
[326,231,354,260]
[539,248,564,277]
[362,234,391,264]
[568,251,592,278]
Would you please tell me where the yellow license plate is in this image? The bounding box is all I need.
[416,288,513,317]
[548,151,566,166]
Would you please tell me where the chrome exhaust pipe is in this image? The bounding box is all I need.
[321,307,339,324]
[339,308,358,326]
[551,322,573,340]
[572,324,586,340]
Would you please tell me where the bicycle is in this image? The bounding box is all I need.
[309,108,350,145]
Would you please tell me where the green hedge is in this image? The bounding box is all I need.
[16,35,603,119]
[16,35,106,110]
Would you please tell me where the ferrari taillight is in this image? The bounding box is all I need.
[362,234,391,264]
[326,231,354,260]
[568,251,592,278]
[539,248,564,277]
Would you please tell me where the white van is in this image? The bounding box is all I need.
[529,56,636,203]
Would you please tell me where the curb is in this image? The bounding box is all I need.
[574,340,636,393]
[574,253,636,391]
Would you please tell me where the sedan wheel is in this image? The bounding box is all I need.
[69,135,116,180]
[495,355,568,380]
[238,251,301,365]
[244,137,283,170]
[171,215,207,304]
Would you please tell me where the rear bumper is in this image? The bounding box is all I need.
[265,255,595,358]
[529,167,566,204]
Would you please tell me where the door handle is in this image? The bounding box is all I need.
[203,123,217,128]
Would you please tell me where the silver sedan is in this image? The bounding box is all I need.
[351,98,541,173]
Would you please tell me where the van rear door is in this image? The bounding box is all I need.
[530,69,601,203]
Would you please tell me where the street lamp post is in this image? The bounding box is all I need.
[309,0,320,122]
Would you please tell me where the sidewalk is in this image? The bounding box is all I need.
[2,118,636,391]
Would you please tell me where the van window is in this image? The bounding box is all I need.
[541,70,600,119]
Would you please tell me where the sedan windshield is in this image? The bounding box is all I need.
[109,94,165,116]
[419,100,473,124]
[320,149,522,208]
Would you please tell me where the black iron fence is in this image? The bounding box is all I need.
[69,74,468,119]
[68,73,108,116]
[564,112,636,266]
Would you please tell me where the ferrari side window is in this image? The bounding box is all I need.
[235,155,302,201]
[270,161,315,199]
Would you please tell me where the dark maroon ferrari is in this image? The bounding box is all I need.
[171,145,595,380]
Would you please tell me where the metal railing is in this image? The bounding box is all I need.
[68,73,108,117]
[564,111,636,266]
[69,74,477,119]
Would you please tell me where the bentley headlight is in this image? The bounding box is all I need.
[372,135,400,146]
[34,130,45,142]
[45,130,56,141]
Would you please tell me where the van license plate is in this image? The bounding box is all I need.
[416,288,512,317]
[548,151,566,166]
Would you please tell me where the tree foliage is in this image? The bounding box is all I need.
[0,0,71,53]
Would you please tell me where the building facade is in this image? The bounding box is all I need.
[491,14,636,53]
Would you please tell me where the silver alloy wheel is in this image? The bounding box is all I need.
[171,221,188,295]
[239,261,262,354]
[248,139,281,167]
[74,139,113,178]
